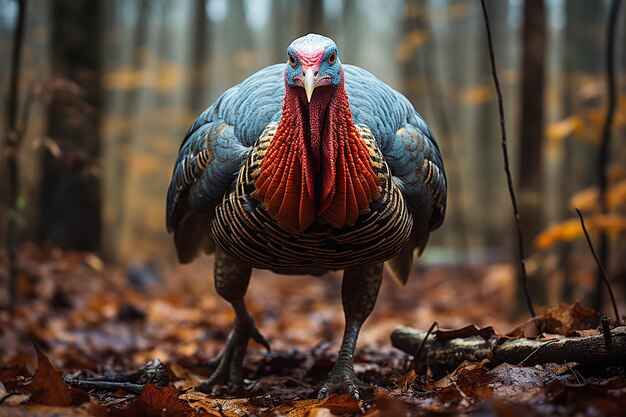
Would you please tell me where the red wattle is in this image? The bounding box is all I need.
[254,73,380,231]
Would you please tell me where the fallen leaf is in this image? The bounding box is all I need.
[0,364,30,392]
[179,392,254,416]
[179,391,360,417]
[22,345,72,406]
[307,407,339,417]
[362,397,409,417]
[431,360,490,389]
[536,302,597,335]
[0,405,96,417]
[139,384,192,416]
[436,324,497,341]
[309,394,361,415]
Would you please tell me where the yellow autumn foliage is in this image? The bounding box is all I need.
[608,180,626,209]
[104,59,185,92]
[569,187,599,211]
[459,85,494,105]
[546,95,626,143]
[536,214,626,249]
[395,29,429,62]
[546,115,583,142]
[569,180,626,212]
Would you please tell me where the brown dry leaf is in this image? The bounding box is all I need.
[0,405,96,417]
[430,360,490,389]
[273,395,359,417]
[139,384,192,416]
[536,302,596,335]
[487,363,567,403]
[307,408,339,417]
[179,392,359,417]
[569,329,600,337]
[22,345,72,407]
[179,392,253,416]
[436,324,497,341]
[169,363,206,391]
[308,394,361,416]
[0,363,30,392]
[361,397,408,417]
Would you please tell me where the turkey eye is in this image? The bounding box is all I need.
[328,52,336,65]
[288,53,296,67]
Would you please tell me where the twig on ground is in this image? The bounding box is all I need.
[449,375,472,404]
[576,208,621,324]
[601,316,613,349]
[564,361,585,385]
[517,339,560,366]
[63,378,145,395]
[0,392,20,405]
[479,0,535,319]
[412,321,438,371]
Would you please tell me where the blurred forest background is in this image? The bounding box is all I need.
[1,0,625,312]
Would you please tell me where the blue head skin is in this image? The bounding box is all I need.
[284,34,342,102]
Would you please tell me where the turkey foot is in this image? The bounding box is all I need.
[315,263,383,401]
[317,365,363,400]
[196,314,270,392]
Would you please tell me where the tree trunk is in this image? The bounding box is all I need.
[518,0,546,253]
[517,0,547,306]
[40,0,102,251]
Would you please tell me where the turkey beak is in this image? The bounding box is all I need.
[304,68,316,103]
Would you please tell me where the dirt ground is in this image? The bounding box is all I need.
[1,245,624,416]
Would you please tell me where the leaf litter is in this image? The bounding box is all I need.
[0,245,625,416]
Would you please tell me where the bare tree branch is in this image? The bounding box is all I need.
[576,208,621,324]
[594,0,623,312]
[479,0,535,318]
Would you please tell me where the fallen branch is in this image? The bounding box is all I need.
[63,359,168,395]
[63,378,144,395]
[391,325,626,376]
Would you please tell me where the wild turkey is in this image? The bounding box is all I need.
[166,34,446,398]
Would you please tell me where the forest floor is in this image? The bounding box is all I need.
[1,244,625,416]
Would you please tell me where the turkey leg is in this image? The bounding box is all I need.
[317,263,383,400]
[196,248,270,393]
